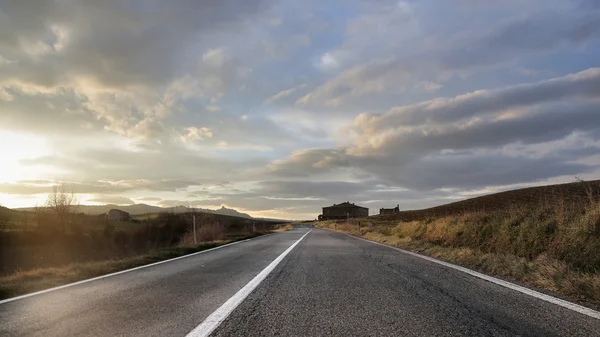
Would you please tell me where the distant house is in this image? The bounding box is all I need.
[319,202,368,221]
[380,205,400,215]
[106,209,131,221]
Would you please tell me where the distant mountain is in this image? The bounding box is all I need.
[17,203,255,219]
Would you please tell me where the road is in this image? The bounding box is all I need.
[1,226,599,336]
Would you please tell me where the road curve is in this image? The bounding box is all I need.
[1,226,599,336]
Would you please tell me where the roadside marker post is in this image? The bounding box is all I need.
[193,215,197,245]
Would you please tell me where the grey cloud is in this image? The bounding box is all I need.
[87,195,135,205]
[0,179,200,195]
[440,9,600,70]
[257,180,454,202]
[266,148,350,177]
[0,0,274,139]
[258,180,377,198]
[0,0,271,87]
[136,197,163,202]
[269,69,600,192]
[359,100,600,159]
[376,152,595,191]
[487,10,600,50]
[298,2,600,107]
[20,143,266,182]
[359,68,600,130]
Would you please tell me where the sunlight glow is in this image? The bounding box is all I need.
[0,130,55,183]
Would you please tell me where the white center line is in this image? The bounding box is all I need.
[186,229,312,337]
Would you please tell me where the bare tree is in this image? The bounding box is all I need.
[46,184,78,232]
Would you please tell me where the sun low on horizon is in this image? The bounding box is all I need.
[1,0,600,220]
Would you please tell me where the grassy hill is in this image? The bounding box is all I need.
[374,179,600,222]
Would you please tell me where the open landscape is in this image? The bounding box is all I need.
[315,179,600,304]
[0,187,289,300]
[3,1,600,335]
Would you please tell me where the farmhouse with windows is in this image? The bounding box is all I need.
[318,202,369,221]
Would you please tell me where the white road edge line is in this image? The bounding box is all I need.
[0,237,258,305]
[344,232,600,320]
[186,229,312,337]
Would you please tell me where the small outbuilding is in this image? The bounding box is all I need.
[379,205,400,215]
[319,202,368,221]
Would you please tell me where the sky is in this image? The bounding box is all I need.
[1,0,600,220]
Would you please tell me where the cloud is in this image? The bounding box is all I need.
[350,68,600,153]
[179,127,214,143]
[2,0,600,219]
[297,1,600,107]
[297,59,401,107]
[0,179,200,195]
[87,195,135,205]
[0,0,272,139]
[265,84,307,103]
[270,68,600,190]
[136,197,162,202]
[415,81,442,93]
[203,48,230,68]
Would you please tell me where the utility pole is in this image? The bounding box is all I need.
[193,215,197,245]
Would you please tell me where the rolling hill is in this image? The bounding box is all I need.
[374,179,600,222]
[16,204,258,220]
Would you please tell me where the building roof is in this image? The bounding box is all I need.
[323,202,368,209]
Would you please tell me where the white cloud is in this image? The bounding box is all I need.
[265,84,307,103]
[179,127,213,143]
[317,52,340,70]
[202,48,229,68]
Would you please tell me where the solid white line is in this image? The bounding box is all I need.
[344,232,600,320]
[186,229,312,337]
[0,238,254,305]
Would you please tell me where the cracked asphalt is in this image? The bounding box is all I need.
[1,226,599,336]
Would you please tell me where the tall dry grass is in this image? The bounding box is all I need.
[383,200,600,273]
[178,216,224,246]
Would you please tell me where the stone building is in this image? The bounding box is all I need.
[318,202,368,221]
[106,209,131,221]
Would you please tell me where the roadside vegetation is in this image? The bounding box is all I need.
[0,185,289,300]
[315,179,600,304]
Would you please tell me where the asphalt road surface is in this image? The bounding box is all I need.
[1,226,599,336]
